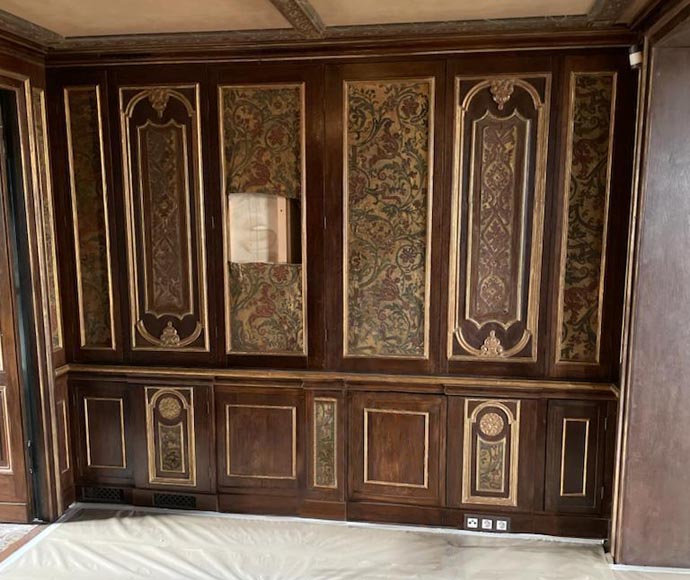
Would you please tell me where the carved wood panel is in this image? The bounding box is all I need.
[449,75,550,363]
[120,85,208,352]
[545,400,605,514]
[145,387,196,487]
[64,86,116,350]
[343,79,434,359]
[556,73,616,365]
[349,392,444,505]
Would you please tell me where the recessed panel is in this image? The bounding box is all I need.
[84,397,126,469]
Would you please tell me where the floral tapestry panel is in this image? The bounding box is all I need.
[560,74,615,363]
[221,86,302,199]
[476,437,506,493]
[33,89,63,350]
[345,79,432,357]
[229,262,304,353]
[314,399,337,488]
[66,88,113,348]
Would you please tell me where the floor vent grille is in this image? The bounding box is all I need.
[81,486,125,503]
[153,493,197,510]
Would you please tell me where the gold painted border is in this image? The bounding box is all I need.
[343,77,435,360]
[145,387,197,487]
[363,408,430,489]
[448,74,551,363]
[219,83,308,357]
[560,417,590,497]
[84,396,126,469]
[64,85,116,351]
[225,403,297,479]
[57,399,70,474]
[120,84,209,352]
[312,397,338,489]
[462,399,520,506]
[0,387,12,472]
[32,88,64,353]
[555,71,618,366]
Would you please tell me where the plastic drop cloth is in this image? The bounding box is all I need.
[0,505,687,580]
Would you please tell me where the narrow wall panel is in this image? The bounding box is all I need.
[64,86,115,350]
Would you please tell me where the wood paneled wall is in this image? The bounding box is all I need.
[46,46,635,536]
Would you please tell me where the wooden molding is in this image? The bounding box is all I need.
[268,0,325,38]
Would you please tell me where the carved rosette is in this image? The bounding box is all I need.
[121,85,208,351]
[450,75,550,362]
[145,387,196,486]
[463,399,520,506]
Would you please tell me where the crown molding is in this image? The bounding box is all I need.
[268,0,325,38]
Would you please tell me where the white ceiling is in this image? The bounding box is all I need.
[0,0,606,38]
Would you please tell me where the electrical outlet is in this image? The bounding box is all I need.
[495,518,510,532]
[481,518,493,531]
[465,516,479,529]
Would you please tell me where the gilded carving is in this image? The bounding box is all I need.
[345,79,432,358]
[221,85,302,199]
[558,73,615,364]
[229,262,304,353]
[313,398,337,488]
[489,79,515,110]
[480,331,504,357]
[140,122,191,316]
[145,388,196,486]
[479,411,504,437]
[65,87,114,349]
[33,88,63,351]
[121,86,208,351]
[463,400,520,506]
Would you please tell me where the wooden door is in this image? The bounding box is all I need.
[0,105,30,521]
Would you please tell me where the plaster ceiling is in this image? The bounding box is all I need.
[0,0,290,37]
[310,0,596,27]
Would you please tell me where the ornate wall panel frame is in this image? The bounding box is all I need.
[560,417,590,497]
[462,398,520,506]
[219,83,307,356]
[0,387,12,473]
[32,88,63,353]
[120,85,209,352]
[312,397,337,489]
[448,75,550,363]
[556,72,617,365]
[145,387,197,487]
[343,78,434,360]
[64,85,116,350]
[83,396,126,469]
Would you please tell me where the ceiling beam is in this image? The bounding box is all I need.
[267,0,325,38]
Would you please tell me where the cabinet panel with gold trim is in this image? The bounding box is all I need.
[215,385,304,491]
[72,380,135,486]
[133,384,213,493]
[119,85,209,358]
[447,396,539,511]
[447,71,550,369]
[349,392,445,506]
[545,400,606,514]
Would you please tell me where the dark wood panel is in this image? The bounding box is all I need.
[216,385,304,491]
[545,400,606,514]
[349,392,445,505]
[72,380,135,485]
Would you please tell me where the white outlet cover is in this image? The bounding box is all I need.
[481,519,493,530]
[466,517,479,529]
[496,519,508,531]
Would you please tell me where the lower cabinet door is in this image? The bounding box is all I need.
[545,400,607,514]
[349,392,445,505]
[447,396,538,511]
[73,380,135,487]
[216,386,304,490]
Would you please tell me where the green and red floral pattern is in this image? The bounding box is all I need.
[560,74,615,363]
[221,86,302,199]
[346,80,431,357]
[229,262,304,353]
